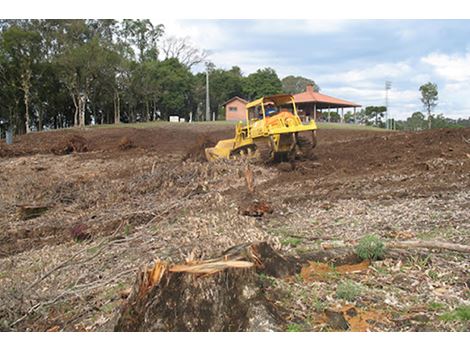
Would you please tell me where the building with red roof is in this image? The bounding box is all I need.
[293,84,361,122]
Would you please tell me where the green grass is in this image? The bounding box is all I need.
[281,237,302,247]
[87,120,386,131]
[336,280,363,301]
[286,323,303,332]
[355,234,385,261]
[317,122,389,131]
[88,119,237,129]
[440,305,470,322]
[428,301,446,311]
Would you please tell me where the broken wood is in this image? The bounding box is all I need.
[387,240,470,254]
[16,204,50,220]
[114,242,295,332]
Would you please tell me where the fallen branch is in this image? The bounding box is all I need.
[387,240,470,254]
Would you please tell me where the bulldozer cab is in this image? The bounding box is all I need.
[246,94,298,124]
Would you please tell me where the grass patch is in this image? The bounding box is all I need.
[336,280,363,301]
[286,323,303,332]
[259,273,275,286]
[440,305,470,322]
[281,237,302,247]
[123,224,133,237]
[428,301,446,311]
[88,120,237,130]
[317,122,389,131]
[355,234,385,261]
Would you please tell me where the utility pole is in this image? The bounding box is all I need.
[385,81,391,129]
[205,65,210,122]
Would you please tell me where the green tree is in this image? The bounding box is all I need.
[243,68,282,100]
[406,112,426,131]
[364,106,387,127]
[122,19,164,62]
[281,75,319,94]
[1,25,43,133]
[153,58,194,120]
[209,66,244,118]
[419,82,438,129]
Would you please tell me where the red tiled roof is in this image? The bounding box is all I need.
[293,85,361,107]
[222,96,248,106]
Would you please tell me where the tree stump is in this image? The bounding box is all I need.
[115,242,297,332]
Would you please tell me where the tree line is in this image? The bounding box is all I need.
[0,19,321,135]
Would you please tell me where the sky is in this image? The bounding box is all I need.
[158,20,470,120]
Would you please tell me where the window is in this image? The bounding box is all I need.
[229,106,237,112]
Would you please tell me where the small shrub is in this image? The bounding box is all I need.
[281,237,302,247]
[440,305,470,322]
[355,234,385,260]
[336,280,362,301]
[286,323,303,332]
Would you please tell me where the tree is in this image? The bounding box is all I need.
[204,66,244,118]
[122,20,164,62]
[419,82,438,129]
[145,58,194,120]
[1,25,43,133]
[282,75,320,94]
[406,112,426,131]
[364,106,387,127]
[243,68,282,100]
[160,36,208,69]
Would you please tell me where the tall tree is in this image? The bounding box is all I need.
[419,82,438,129]
[243,68,282,100]
[160,36,208,69]
[1,25,43,133]
[122,20,164,62]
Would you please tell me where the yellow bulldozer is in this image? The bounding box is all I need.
[205,94,318,162]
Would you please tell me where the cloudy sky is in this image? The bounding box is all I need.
[159,20,470,119]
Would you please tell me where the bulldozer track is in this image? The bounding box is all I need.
[296,131,316,159]
[254,139,274,164]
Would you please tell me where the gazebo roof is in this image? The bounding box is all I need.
[293,85,361,108]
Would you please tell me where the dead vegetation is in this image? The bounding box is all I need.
[0,124,469,332]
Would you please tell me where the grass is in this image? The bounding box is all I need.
[428,301,446,311]
[336,280,363,301]
[89,119,237,129]
[355,234,385,261]
[317,122,389,131]
[281,237,302,247]
[87,119,386,131]
[440,305,470,322]
[286,323,303,332]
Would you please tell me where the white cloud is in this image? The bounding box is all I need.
[155,19,228,50]
[250,20,348,35]
[209,49,280,74]
[421,51,470,82]
[316,62,412,84]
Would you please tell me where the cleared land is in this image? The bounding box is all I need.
[0,122,469,331]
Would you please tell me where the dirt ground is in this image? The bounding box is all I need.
[0,123,469,331]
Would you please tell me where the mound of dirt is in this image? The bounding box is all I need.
[52,134,89,155]
[0,143,13,158]
[118,136,134,150]
[182,134,216,162]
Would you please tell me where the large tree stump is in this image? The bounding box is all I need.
[115,242,296,332]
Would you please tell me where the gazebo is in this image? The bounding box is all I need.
[292,85,361,122]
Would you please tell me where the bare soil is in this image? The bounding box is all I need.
[0,123,469,332]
